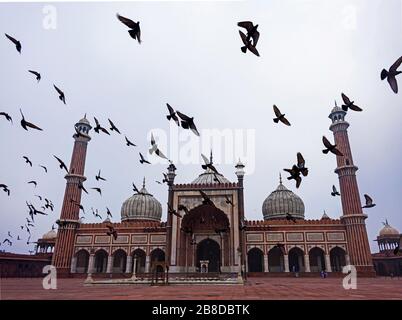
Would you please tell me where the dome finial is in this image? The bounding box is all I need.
[143,177,146,188]
[210,149,213,164]
[279,173,282,184]
[335,100,338,108]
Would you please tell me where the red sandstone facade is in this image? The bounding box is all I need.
[45,106,376,278]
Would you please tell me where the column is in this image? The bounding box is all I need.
[345,254,351,266]
[145,255,151,273]
[284,254,290,272]
[325,254,332,272]
[304,255,310,272]
[221,235,225,268]
[264,254,269,272]
[125,255,133,273]
[88,254,95,274]
[106,255,114,273]
[70,256,77,273]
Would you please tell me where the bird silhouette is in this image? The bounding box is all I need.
[95,170,106,181]
[178,204,190,215]
[116,13,141,43]
[39,165,48,173]
[167,203,182,218]
[20,109,43,131]
[139,152,151,164]
[53,85,66,104]
[296,152,308,177]
[341,93,362,112]
[273,105,291,126]
[125,136,136,147]
[0,112,13,123]
[3,239,12,246]
[70,198,85,214]
[53,155,68,173]
[176,111,200,136]
[238,30,259,56]
[91,187,102,196]
[225,195,234,206]
[331,185,340,197]
[149,133,168,160]
[381,55,402,94]
[44,198,54,211]
[27,180,37,188]
[93,117,110,135]
[322,136,343,156]
[362,194,376,208]
[166,103,180,126]
[78,181,88,194]
[28,70,41,82]
[106,224,118,240]
[283,165,302,188]
[5,33,21,53]
[23,156,32,167]
[201,153,219,175]
[106,207,113,218]
[200,190,215,206]
[108,119,121,134]
[238,21,260,56]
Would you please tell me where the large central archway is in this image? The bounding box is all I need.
[196,238,220,273]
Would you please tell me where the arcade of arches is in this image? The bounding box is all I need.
[247,246,348,273]
[71,247,167,274]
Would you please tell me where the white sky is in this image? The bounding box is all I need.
[0,0,401,254]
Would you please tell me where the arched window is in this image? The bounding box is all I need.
[288,247,305,272]
[132,249,146,273]
[75,249,89,273]
[94,249,108,273]
[268,246,284,272]
[309,247,326,272]
[247,248,264,272]
[112,249,127,273]
[330,247,346,272]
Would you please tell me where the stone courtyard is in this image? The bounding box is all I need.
[1,277,401,300]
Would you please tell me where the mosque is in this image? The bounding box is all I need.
[2,105,401,279]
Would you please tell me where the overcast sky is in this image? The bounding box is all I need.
[0,0,401,254]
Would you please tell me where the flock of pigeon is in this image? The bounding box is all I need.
[1,14,401,254]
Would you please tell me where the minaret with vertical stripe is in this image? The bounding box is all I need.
[329,103,374,275]
[52,116,92,276]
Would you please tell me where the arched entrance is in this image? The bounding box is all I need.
[132,249,146,273]
[112,249,127,273]
[288,247,304,272]
[309,247,326,272]
[196,238,220,273]
[330,247,346,272]
[268,247,284,272]
[247,248,264,272]
[94,249,108,273]
[75,249,89,273]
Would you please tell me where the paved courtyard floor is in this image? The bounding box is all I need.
[1,277,401,300]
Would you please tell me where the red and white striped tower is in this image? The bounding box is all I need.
[52,116,92,276]
[329,103,374,275]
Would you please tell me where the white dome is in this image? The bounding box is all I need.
[121,180,162,222]
[42,229,57,240]
[379,221,399,237]
[262,178,305,220]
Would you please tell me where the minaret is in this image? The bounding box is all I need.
[52,116,92,276]
[328,103,374,274]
